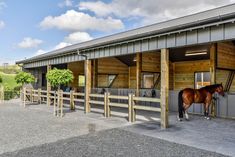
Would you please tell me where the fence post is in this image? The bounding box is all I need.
[23,87,26,107]
[30,88,33,103]
[47,90,51,106]
[107,92,110,117]
[70,90,75,110]
[54,91,57,116]
[132,95,136,122]
[104,92,107,117]
[128,93,133,122]
[60,90,63,117]
[38,88,41,104]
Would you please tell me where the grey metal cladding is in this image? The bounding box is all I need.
[134,41,141,52]
[149,38,157,50]
[198,27,210,43]
[121,44,128,55]
[127,42,134,54]
[176,32,187,46]
[141,39,149,52]
[158,36,166,49]
[225,23,235,39]
[166,34,176,48]
[211,25,224,41]
[186,30,198,45]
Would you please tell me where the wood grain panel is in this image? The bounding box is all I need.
[217,42,235,70]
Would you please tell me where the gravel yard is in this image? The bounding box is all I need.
[0,100,234,157]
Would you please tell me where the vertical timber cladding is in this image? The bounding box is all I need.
[67,61,84,89]
[97,57,129,88]
[174,60,210,90]
[216,41,235,92]
[129,52,161,89]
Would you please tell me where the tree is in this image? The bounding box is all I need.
[15,71,35,86]
[46,68,74,90]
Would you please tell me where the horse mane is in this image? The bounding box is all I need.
[200,84,222,93]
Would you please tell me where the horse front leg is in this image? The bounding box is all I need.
[204,103,211,120]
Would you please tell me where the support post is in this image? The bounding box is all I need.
[136,53,142,96]
[92,59,98,88]
[30,88,33,103]
[38,88,41,104]
[210,44,217,117]
[47,65,51,106]
[54,91,57,116]
[131,95,136,122]
[128,93,133,122]
[160,48,169,129]
[85,60,92,113]
[128,67,131,89]
[70,90,75,110]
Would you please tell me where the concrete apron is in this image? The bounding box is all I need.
[1,100,235,156]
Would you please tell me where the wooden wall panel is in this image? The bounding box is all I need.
[97,57,129,88]
[174,60,210,90]
[129,66,137,89]
[68,61,84,88]
[217,42,235,70]
[98,58,128,74]
[216,69,235,92]
[142,52,160,72]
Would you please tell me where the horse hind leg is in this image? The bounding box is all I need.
[184,103,191,121]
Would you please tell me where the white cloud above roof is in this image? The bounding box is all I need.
[0,20,5,29]
[64,32,93,44]
[79,0,234,25]
[39,10,124,32]
[18,37,43,49]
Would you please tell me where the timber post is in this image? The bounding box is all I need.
[85,59,92,113]
[104,92,107,117]
[131,95,136,122]
[210,43,217,117]
[47,64,51,106]
[60,90,63,117]
[136,53,142,96]
[160,48,169,129]
[0,86,4,103]
[38,88,41,104]
[29,88,33,103]
[70,90,75,110]
[53,91,57,116]
[128,93,133,122]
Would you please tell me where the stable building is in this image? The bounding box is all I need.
[17,4,235,127]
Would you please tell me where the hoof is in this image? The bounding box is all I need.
[177,116,183,121]
[185,118,189,121]
[206,117,211,120]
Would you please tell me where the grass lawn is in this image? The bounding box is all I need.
[0,72,18,89]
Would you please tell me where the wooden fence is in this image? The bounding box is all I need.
[22,87,161,122]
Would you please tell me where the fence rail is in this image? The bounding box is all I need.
[21,87,162,123]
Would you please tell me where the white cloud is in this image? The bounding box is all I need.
[79,0,234,25]
[39,10,124,32]
[54,42,72,50]
[0,20,4,29]
[18,37,43,49]
[58,0,73,7]
[35,49,46,56]
[64,32,93,44]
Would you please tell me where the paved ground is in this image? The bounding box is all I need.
[0,129,228,157]
[0,100,234,157]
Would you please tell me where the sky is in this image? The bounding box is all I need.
[0,0,235,65]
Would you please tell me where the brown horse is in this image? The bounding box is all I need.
[178,84,225,121]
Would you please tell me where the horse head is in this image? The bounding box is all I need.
[215,83,225,97]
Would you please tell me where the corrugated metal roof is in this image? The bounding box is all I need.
[16,4,235,64]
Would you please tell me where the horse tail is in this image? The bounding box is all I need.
[178,90,184,118]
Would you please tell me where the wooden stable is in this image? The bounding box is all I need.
[17,5,235,128]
